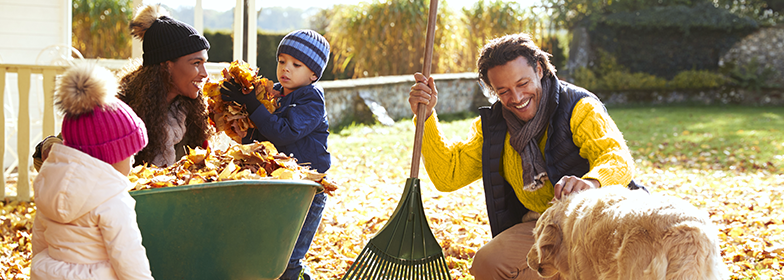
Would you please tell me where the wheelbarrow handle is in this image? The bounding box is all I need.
[410,0,439,179]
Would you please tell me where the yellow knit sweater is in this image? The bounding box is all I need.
[420,97,634,213]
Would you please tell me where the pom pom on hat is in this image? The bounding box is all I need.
[57,64,148,164]
[130,4,210,66]
[276,29,330,82]
[55,63,119,116]
[129,4,170,40]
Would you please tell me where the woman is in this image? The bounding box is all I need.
[119,4,212,167]
[33,4,212,169]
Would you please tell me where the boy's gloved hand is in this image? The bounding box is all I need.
[220,79,262,114]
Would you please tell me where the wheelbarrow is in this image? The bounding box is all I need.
[130,179,323,280]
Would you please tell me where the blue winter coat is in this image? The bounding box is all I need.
[243,83,331,173]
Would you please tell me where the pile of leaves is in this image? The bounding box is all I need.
[128,141,336,195]
[1,201,34,280]
[203,60,278,143]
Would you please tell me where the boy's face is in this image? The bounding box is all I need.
[165,49,209,103]
[277,53,317,95]
[488,56,543,122]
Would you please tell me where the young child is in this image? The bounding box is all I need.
[31,64,154,280]
[220,29,330,280]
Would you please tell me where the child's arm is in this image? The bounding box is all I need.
[247,87,326,146]
[31,213,49,257]
[97,193,154,280]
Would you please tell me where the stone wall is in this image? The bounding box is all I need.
[319,70,783,128]
[319,73,488,127]
[722,26,784,86]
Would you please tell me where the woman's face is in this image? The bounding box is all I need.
[166,49,209,103]
[488,56,543,122]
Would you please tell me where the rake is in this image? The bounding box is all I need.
[341,1,451,279]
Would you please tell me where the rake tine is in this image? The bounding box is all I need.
[357,251,374,279]
[436,258,449,280]
[343,247,364,279]
[381,254,394,280]
[428,259,435,279]
[367,252,384,280]
[350,247,373,279]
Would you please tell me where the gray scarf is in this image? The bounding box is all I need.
[502,75,558,191]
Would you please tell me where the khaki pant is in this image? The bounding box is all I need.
[469,221,562,280]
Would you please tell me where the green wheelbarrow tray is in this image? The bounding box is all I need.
[130,179,323,280]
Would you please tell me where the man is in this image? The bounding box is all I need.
[408,33,643,279]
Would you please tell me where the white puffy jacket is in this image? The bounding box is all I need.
[31,144,153,280]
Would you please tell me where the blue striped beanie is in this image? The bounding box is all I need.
[276,30,330,81]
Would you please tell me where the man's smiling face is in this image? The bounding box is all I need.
[488,56,543,122]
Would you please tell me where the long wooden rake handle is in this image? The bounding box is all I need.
[410,0,439,179]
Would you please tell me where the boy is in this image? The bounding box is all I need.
[31,64,153,279]
[221,29,330,280]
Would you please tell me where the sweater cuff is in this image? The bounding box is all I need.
[249,103,273,123]
[582,163,632,188]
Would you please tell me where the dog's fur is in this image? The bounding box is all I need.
[526,185,728,280]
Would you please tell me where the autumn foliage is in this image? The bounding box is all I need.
[3,107,784,279]
[204,60,278,143]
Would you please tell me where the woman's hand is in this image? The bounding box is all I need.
[553,176,600,200]
[408,72,438,120]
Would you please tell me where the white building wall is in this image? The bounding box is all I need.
[1,0,71,172]
[0,0,71,64]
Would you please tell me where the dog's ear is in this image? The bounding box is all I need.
[531,223,562,277]
[539,224,561,255]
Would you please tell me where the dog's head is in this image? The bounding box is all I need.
[527,211,567,278]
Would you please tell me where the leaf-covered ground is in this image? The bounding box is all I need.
[3,105,784,280]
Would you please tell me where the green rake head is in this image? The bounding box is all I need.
[341,178,451,280]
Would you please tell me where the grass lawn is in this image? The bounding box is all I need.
[308,105,784,279]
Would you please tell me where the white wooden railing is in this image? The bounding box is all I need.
[1,61,229,201]
[1,64,66,201]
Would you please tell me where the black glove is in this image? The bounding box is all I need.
[220,79,262,114]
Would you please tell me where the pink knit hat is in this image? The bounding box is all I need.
[57,64,148,164]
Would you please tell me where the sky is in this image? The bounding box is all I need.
[144,0,536,11]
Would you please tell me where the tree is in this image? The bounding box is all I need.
[72,0,133,59]
[714,0,784,25]
[542,0,709,30]
[461,0,545,62]
[325,0,546,78]
[326,0,469,78]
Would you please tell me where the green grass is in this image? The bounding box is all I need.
[331,105,784,173]
[608,105,784,172]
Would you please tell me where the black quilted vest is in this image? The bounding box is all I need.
[480,81,606,237]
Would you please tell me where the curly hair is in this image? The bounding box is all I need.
[477,33,556,94]
[117,59,212,166]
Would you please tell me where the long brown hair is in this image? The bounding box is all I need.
[117,59,212,166]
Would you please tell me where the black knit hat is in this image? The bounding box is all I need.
[140,16,210,65]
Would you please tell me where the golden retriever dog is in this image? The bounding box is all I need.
[527,185,728,280]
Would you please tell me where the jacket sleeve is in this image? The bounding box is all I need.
[419,112,484,192]
[96,193,154,280]
[31,213,49,257]
[247,88,325,147]
[570,98,634,187]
